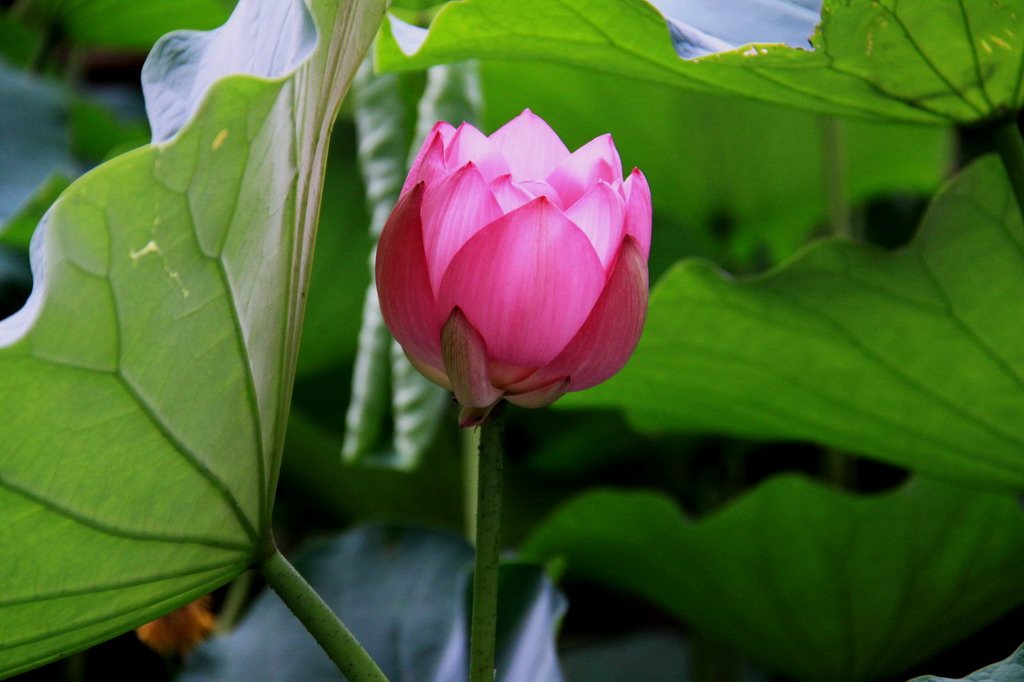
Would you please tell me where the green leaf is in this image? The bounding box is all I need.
[567,155,1024,491]
[23,0,233,49]
[913,643,1024,681]
[180,525,566,682]
[0,0,386,675]
[479,59,952,267]
[376,0,1024,124]
[523,476,1024,681]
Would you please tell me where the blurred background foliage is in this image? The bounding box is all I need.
[3,0,1023,681]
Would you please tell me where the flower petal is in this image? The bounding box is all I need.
[512,236,648,392]
[488,174,534,213]
[488,175,564,212]
[442,307,504,408]
[445,122,510,182]
[422,162,504,294]
[546,134,623,208]
[375,183,442,369]
[565,180,626,270]
[622,168,652,259]
[405,350,452,391]
[401,123,452,195]
[505,377,570,409]
[438,197,606,368]
[518,179,564,209]
[489,109,570,180]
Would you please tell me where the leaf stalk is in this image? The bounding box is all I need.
[260,549,389,682]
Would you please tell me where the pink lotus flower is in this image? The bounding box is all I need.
[376,110,651,427]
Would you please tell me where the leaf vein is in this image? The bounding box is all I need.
[0,567,238,654]
[114,372,259,543]
[881,1,986,117]
[0,558,248,608]
[0,476,252,553]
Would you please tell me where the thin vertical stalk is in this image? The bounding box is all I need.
[261,550,389,682]
[993,118,1024,219]
[463,425,481,542]
[821,116,853,240]
[820,115,857,490]
[469,409,505,682]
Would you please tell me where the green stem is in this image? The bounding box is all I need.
[993,118,1024,219]
[821,115,853,240]
[261,550,389,682]
[469,408,505,682]
[463,426,481,542]
[820,115,857,490]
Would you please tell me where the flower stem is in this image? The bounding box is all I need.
[463,425,481,542]
[260,549,389,682]
[993,117,1024,219]
[469,408,505,682]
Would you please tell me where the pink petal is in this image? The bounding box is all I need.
[405,351,452,391]
[565,180,626,270]
[434,121,457,144]
[518,180,564,209]
[375,183,442,370]
[488,109,570,180]
[442,307,504,409]
[401,124,453,195]
[445,122,510,182]
[546,134,623,208]
[489,362,536,388]
[512,236,648,392]
[505,377,570,409]
[488,174,534,213]
[622,168,652,258]
[422,163,504,294]
[438,197,606,368]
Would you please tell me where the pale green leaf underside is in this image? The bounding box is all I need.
[0,0,385,676]
[524,476,1024,681]
[567,155,1024,491]
[377,0,1024,124]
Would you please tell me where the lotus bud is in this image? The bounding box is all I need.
[375,110,651,427]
